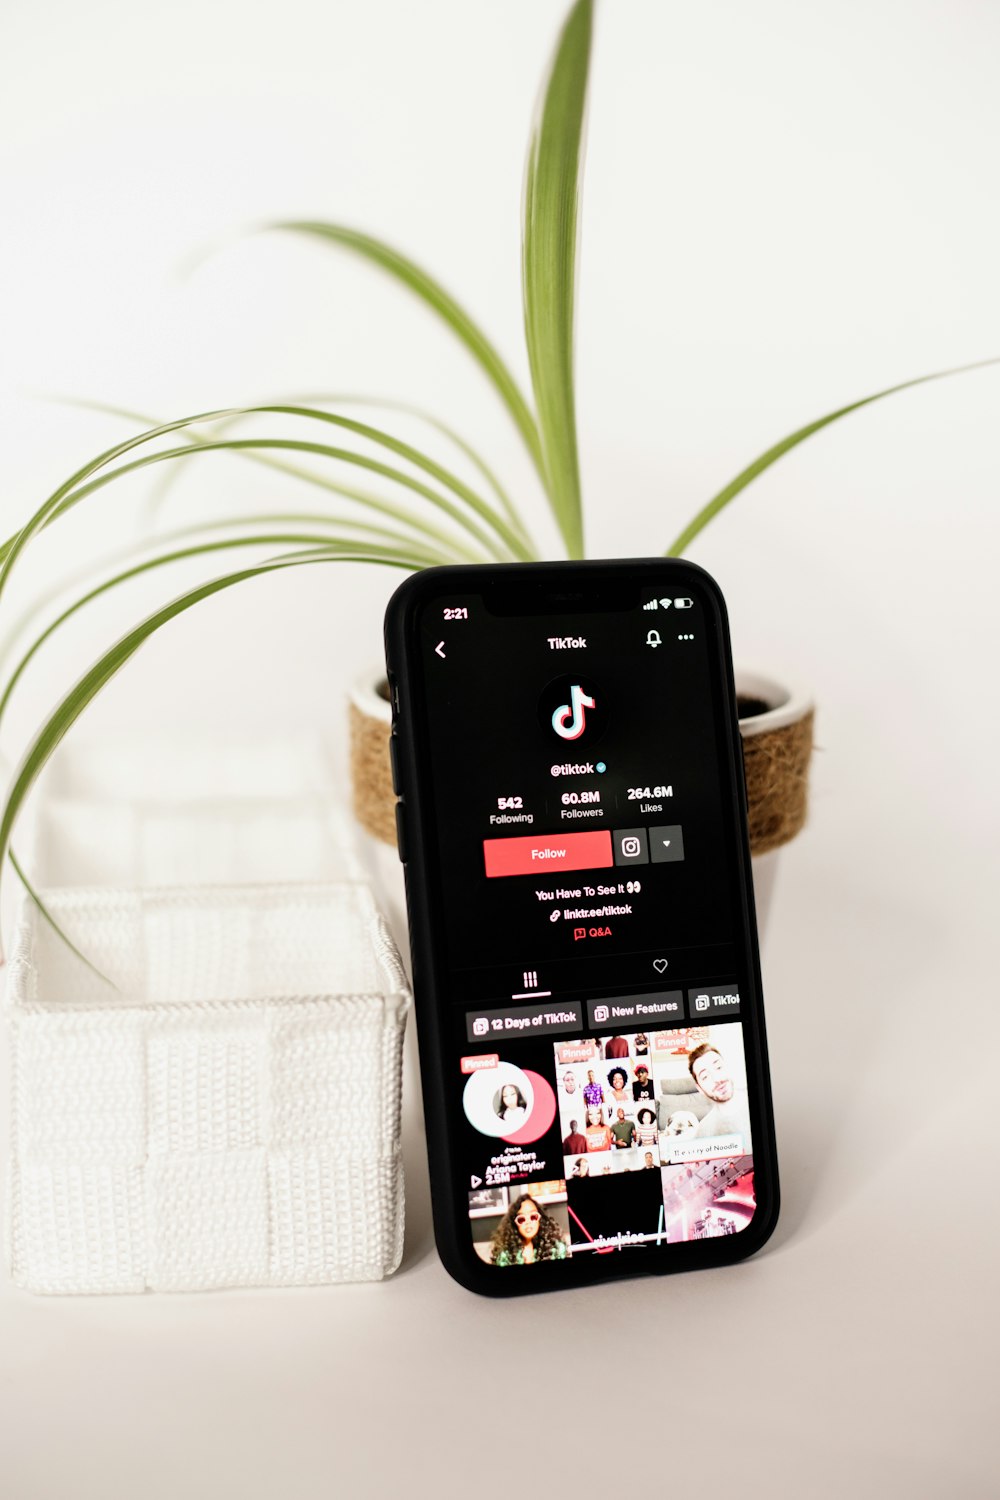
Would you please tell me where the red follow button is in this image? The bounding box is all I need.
[483,829,613,879]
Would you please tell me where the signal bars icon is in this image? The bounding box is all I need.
[643,598,673,611]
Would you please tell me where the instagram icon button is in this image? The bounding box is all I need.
[593,1004,610,1024]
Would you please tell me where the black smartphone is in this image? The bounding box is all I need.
[384,558,779,1296]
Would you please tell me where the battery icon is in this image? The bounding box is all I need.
[674,597,694,609]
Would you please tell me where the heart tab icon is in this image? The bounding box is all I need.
[652,958,668,974]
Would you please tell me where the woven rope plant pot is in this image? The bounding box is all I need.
[349,666,814,931]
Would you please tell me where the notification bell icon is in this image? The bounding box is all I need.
[646,629,662,648]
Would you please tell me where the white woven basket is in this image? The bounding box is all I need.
[30,796,366,889]
[4,882,410,1294]
[38,736,338,803]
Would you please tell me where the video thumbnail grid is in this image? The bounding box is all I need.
[465,1022,756,1269]
[557,1022,752,1175]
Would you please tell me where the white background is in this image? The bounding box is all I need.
[1,1,998,1495]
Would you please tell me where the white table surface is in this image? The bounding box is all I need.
[1,775,996,1499]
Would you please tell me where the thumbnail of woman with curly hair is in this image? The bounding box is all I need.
[607,1067,630,1105]
[490,1195,569,1266]
[635,1107,658,1149]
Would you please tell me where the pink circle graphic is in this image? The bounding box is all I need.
[502,1070,556,1145]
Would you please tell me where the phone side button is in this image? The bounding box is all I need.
[389,732,402,796]
[394,801,408,863]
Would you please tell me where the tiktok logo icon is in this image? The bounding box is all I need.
[539,675,606,745]
[551,684,596,741]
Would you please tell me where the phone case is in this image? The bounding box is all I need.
[385,558,779,1296]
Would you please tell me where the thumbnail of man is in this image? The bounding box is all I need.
[688,1042,751,1143]
[632,1064,654,1101]
[610,1108,636,1150]
[583,1070,605,1108]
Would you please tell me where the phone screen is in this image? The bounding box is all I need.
[399,566,774,1284]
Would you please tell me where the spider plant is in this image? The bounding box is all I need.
[0,0,995,946]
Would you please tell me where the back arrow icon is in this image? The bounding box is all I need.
[435,641,446,659]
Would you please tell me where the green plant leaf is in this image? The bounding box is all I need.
[315,395,531,544]
[0,549,407,906]
[49,436,513,559]
[201,394,536,552]
[273,223,546,485]
[0,403,528,603]
[0,531,436,730]
[522,0,594,559]
[157,447,495,561]
[8,848,119,988]
[241,404,534,560]
[54,439,498,559]
[0,512,455,675]
[0,404,235,583]
[667,357,1000,555]
[47,393,537,555]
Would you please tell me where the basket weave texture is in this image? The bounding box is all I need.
[5,883,410,1294]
